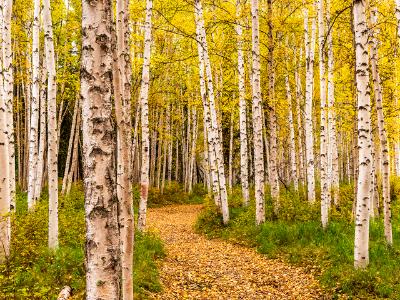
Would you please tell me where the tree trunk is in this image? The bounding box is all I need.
[113,0,134,295]
[81,0,121,295]
[62,98,79,194]
[34,65,47,201]
[327,0,340,205]
[370,7,392,245]
[317,0,329,228]
[43,0,59,250]
[236,0,250,205]
[137,0,153,231]
[194,0,229,224]
[27,0,41,209]
[285,74,298,191]
[251,0,265,225]
[353,0,372,270]
[2,0,15,211]
[304,8,316,203]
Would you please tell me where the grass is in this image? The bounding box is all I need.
[195,182,400,299]
[0,184,165,299]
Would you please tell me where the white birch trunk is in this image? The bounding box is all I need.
[236,0,250,205]
[195,0,229,224]
[137,0,153,231]
[304,8,316,203]
[34,66,47,201]
[81,0,121,295]
[28,0,41,209]
[370,7,392,245]
[0,3,10,256]
[197,17,221,208]
[326,0,340,205]
[285,75,298,191]
[251,0,265,224]
[113,0,134,295]
[2,0,15,211]
[317,0,329,228]
[43,0,59,249]
[353,0,372,269]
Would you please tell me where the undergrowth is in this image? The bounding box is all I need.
[0,184,165,299]
[133,181,207,207]
[195,181,400,299]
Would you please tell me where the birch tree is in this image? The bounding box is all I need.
[28,0,41,209]
[81,0,121,296]
[370,7,392,245]
[113,0,134,296]
[353,0,372,269]
[235,0,249,205]
[2,0,15,210]
[0,0,11,257]
[304,8,316,203]
[43,0,59,249]
[195,0,229,224]
[137,0,153,231]
[251,0,265,225]
[327,0,340,205]
[317,0,329,228]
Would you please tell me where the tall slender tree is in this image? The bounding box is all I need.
[137,0,153,231]
[353,0,372,269]
[251,0,265,225]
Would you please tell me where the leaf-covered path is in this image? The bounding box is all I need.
[147,205,325,299]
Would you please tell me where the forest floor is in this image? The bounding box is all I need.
[147,204,325,299]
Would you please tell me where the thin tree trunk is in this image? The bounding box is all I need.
[27,0,41,209]
[304,8,316,203]
[66,111,80,194]
[317,0,329,228]
[113,0,134,294]
[251,0,265,225]
[353,0,372,270]
[2,0,15,211]
[285,74,298,191]
[43,0,59,249]
[370,7,392,245]
[236,0,250,205]
[137,0,153,231]
[195,0,229,224]
[62,98,79,194]
[0,2,11,257]
[34,65,47,201]
[228,114,234,190]
[327,0,340,205]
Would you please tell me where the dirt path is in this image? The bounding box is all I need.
[147,205,324,300]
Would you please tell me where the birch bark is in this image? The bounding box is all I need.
[370,7,392,245]
[28,0,41,209]
[317,0,329,228]
[353,0,372,269]
[194,0,229,224]
[304,8,316,203]
[137,0,153,231]
[81,0,121,295]
[113,0,134,294]
[236,0,249,205]
[43,0,59,249]
[251,0,265,224]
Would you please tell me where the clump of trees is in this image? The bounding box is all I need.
[1,0,400,297]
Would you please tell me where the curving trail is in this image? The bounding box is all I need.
[148,204,325,300]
